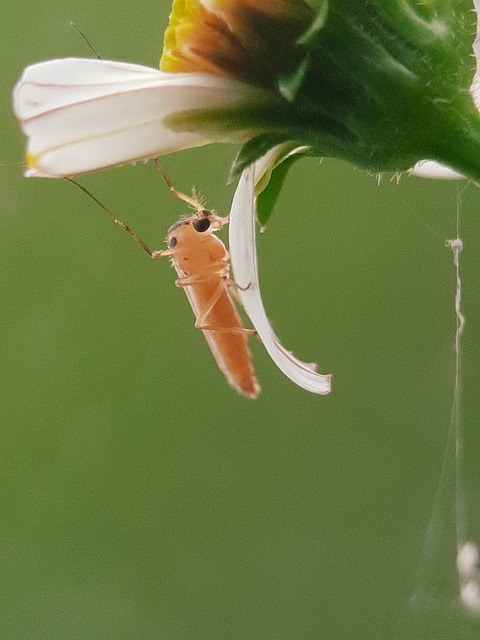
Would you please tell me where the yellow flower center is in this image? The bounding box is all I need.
[26,152,37,169]
[161,1,206,73]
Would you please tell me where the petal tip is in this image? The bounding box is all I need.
[409,160,464,179]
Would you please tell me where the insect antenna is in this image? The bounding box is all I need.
[70,22,102,59]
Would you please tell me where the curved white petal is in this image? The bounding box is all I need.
[13,58,271,177]
[409,160,465,179]
[229,164,332,395]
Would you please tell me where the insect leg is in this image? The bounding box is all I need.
[222,279,253,310]
[154,158,203,211]
[194,281,257,336]
[175,274,212,288]
[227,278,252,292]
[198,324,257,335]
[66,178,170,259]
[175,262,229,288]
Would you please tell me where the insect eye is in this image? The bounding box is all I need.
[168,237,177,249]
[193,218,211,233]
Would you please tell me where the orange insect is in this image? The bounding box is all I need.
[69,160,260,399]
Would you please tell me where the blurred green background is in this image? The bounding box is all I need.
[2,2,480,638]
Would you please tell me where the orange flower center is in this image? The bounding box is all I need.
[160,0,313,87]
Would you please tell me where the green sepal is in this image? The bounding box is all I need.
[270,0,480,182]
[256,153,301,226]
[299,1,329,46]
[230,133,297,180]
[278,54,311,103]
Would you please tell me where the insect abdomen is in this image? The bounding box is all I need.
[184,279,260,399]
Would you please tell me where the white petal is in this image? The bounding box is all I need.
[409,160,465,179]
[13,58,270,177]
[229,164,332,395]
